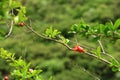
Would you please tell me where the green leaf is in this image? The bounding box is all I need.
[104,26,109,35]
[79,20,85,28]
[11,70,22,76]
[70,20,89,35]
[14,16,19,23]
[112,66,118,72]
[9,0,12,6]
[11,1,21,8]
[105,21,114,30]
[59,36,69,44]
[68,31,76,34]
[18,6,27,22]
[45,26,53,37]
[65,39,69,44]
[92,36,100,42]
[45,26,61,38]
[99,24,105,33]
[70,24,79,32]
[95,46,101,58]
[49,76,53,80]
[110,59,119,67]
[113,19,120,30]
[118,68,120,71]
[52,29,61,38]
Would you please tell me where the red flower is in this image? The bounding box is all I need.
[72,45,85,53]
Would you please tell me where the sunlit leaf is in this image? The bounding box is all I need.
[114,19,120,30]
[99,24,105,33]
[112,66,118,72]
[110,59,119,67]
[49,76,53,80]
[105,21,114,30]
[45,26,61,38]
[96,46,101,58]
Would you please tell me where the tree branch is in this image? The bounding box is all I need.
[24,24,72,50]
[98,39,119,65]
[98,39,106,54]
[5,20,14,38]
[24,23,112,65]
[85,52,111,64]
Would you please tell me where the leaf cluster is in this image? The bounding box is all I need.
[0,0,27,24]
[0,48,42,80]
[70,19,120,41]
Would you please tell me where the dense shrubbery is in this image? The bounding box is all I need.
[0,0,120,80]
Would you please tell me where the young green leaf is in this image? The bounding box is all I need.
[70,24,79,33]
[45,26,61,38]
[59,36,69,44]
[112,66,118,72]
[9,0,12,6]
[45,26,53,37]
[52,29,61,38]
[96,46,101,58]
[105,21,114,31]
[99,24,105,33]
[113,19,120,30]
[110,59,119,67]
[49,76,53,80]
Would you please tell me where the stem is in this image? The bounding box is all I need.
[24,23,112,65]
[74,34,78,45]
[104,53,119,65]
[24,24,72,50]
[80,67,101,80]
[98,39,119,65]
[85,52,111,65]
[25,24,47,39]
[98,39,105,54]
[5,20,14,38]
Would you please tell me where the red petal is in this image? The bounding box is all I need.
[72,45,79,51]
[77,46,85,53]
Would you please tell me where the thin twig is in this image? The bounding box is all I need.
[5,20,14,38]
[25,24,48,39]
[85,52,111,65]
[98,39,119,65]
[80,67,101,80]
[74,34,78,45]
[72,61,101,80]
[98,39,105,54]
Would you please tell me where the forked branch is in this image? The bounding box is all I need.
[24,23,112,65]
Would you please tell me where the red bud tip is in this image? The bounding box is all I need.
[19,22,24,27]
[4,76,9,80]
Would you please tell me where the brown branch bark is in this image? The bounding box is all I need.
[24,23,112,65]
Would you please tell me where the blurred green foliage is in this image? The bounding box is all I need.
[0,48,43,80]
[0,0,120,80]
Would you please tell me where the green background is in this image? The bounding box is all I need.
[0,0,120,80]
